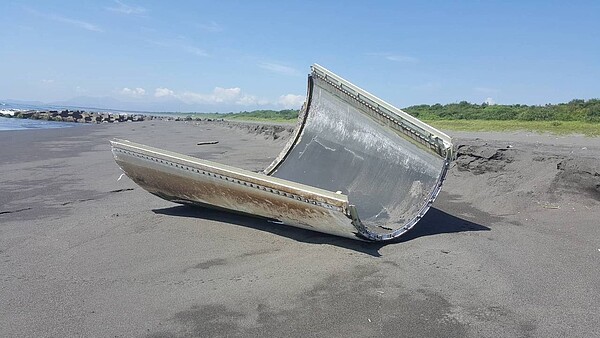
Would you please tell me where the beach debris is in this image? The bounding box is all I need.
[109,188,134,193]
[111,64,454,241]
[537,201,561,209]
[542,205,560,209]
[0,207,32,215]
[197,141,219,145]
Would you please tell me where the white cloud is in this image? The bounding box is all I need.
[145,38,208,57]
[152,87,269,106]
[154,87,174,97]
[385,55,418,63]
[197,21,222,32]
[211,87,241,102]
[259,62,301,76]
[368,52,418,63]
[25,8,103,32]
[484,97,496,105]
[232,93,269,106]
[41,79,55,84]
[235,95,258,105]
[236,94,269,106]
[179,87,240,104]
[106,0,146,15]
[121,87,146,98]
[182,45,209,57]
[57,16,102,32]
[278,94,305,108]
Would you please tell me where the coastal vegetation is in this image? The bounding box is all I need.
[188,109,299,123]
[195,99,600,135]
[425,120,600,136]
[403,99,600,123]
[404,99,600,136]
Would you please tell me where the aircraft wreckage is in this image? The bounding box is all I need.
[111,64,454,241]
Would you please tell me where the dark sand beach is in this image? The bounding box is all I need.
[1,120,599,337]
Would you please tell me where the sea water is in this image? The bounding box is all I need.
[0,116,75,131]
[0,101,94,131]
[0,102,78,131]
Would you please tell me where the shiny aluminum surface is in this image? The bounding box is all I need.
[111,64,453,241]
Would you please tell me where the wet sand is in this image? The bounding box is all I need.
[1,120,599,337]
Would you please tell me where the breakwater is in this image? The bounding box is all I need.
[0,110,218,124]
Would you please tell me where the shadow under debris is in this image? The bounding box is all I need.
[153,204,489,257]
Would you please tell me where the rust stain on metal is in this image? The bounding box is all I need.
[123,162,328,219]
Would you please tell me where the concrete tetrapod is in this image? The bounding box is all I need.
[111,64,454,241]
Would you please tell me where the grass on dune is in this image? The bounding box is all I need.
[226,115,296,123]
[424,119,600,136]
[218,116,599,137]
[187,111,600,136]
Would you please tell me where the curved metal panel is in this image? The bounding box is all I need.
[111,64,453,241]
[269,65,452,240]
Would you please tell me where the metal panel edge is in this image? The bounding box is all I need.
[263,75,313,175]
[110,139,349,211]
[311,63,454,160]
[111,145,362,239]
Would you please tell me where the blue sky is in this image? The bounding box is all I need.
[1,1,599,112]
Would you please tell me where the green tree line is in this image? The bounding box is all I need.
[403,99,600,122]
[220,109,299,120]
[207,99,600,123]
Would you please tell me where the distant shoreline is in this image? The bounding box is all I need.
[0,109,228,125]
[1,106,599,136]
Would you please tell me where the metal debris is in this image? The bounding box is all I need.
[111,64,454,241]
